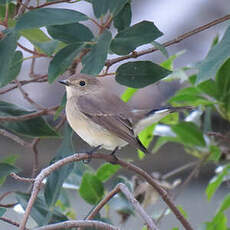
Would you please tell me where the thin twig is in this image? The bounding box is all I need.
[31,138,40,178]
[16,80,45,110]
[105,14,230,68]
[34,220,119,230]
[10,173,35,183]
[18,153,193,230]
[0,105,59,122]
[86,183,158,230]
[0,192,12,202]
[0,128,30,147]
[17,0,31,16]
[17,43,47,57]
[0,202,17,208]
[0,217,29,230]
[207,131,230,142]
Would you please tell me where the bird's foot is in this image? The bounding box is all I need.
[83,145,102,164]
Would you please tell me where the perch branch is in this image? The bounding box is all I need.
[86,183,158,230]
[0,217,29,230]
[106,14,230,68]
[34,220,119,230]
[19,153,193,230]
[10,173,35,183]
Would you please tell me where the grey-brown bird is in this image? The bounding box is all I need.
[59,73,190,155]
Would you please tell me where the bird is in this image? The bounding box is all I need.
[59,73,191,156]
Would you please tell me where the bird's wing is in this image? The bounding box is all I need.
[77,92,148,153]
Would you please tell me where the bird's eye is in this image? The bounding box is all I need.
[79,80,86,86]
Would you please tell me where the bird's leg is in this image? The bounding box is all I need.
[83,145,102,164]
[109,146,119,164]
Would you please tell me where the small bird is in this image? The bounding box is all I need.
[59,73,190,155]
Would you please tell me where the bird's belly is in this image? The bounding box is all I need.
[66,110,127,150]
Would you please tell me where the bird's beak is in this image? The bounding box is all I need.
[58,80,70,86]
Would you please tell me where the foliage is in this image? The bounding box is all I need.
[0,1,230,230]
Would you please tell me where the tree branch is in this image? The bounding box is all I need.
[0,128,30,147]
[105,14,230,68]
[0,217,29,230]
[0,105,59,122]
[18,153,193,230]
[86,183,158,230]
[34,220,119,230]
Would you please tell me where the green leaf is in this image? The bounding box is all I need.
[121,87,137,102]
[79,172,104,205]
[160,112,179,125]
[152,41,169,58]
[208,145,221,162]
[215,58,230,120]
[0,31,17,87]
[196,25,230,84]
[44,124,74,207]
[116,61,171,88]
[33,40,59,56]
[0,101,59,138]
[113,3,131,32]
[81,30,112,75]
[206,164,230,201]
[47,23,94,43]
[0,3,16,20]
[16,192,68,226]
[96,163,120,182]
[205,212,228,230]
[15,8,88,31]
[0,207,6,217]
[92,0,128,18]
[171,122,206,147]
[197,79,219,99]
[218,194,230,213]
[20,28,51,42]
[138,124,155,159]
[177,205,188,219]
[0,50,23,87]
[48,42,84,83]
[0,162,20,185]
[111,20,163,55]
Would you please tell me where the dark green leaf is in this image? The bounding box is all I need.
[47,23,94,43]
[121,87,137,102]
[81,30,112,75]
[111,21,163,55]
[0,50,23,87]
[171,122,206,147]
[33,40,59,56]
[196,25,230,84]
[0,163,20,185]
[0,101,59,138]
[114,3,131,32]
[206,164,230,201]
[0,31,17,87]
[16,192,68,226]
[15,8,88,31]
[116,61,171,88]
[138,124,155,159]
[0,208,6,217]
[48,42,84,83]
[79,172,104,205]
[96,163,120,182]
[45,124,74,207]
[108,0,129,17]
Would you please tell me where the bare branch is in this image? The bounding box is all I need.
[31,138,40,177]
[18,153,193,230]
[0,128,30,147]
[34,220,119,230]
[0,217,29,230]
[0,105,59,122]
[105,14,230,68]
[10,173,35,183]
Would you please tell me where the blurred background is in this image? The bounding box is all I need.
[1,0,230,229]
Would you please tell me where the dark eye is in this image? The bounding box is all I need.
[79,80,86,86]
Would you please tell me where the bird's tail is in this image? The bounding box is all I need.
[134,106,193,134]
